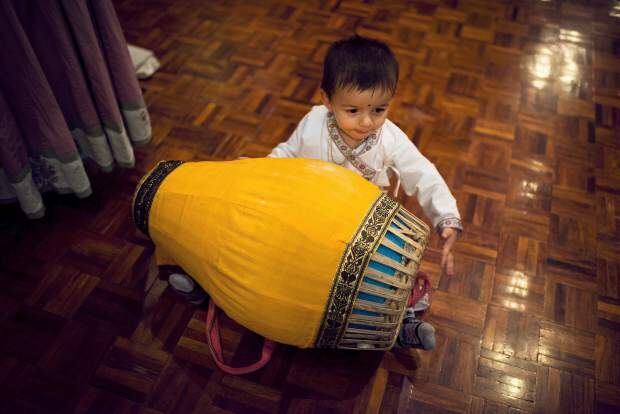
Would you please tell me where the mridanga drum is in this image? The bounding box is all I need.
[133,158,430,350]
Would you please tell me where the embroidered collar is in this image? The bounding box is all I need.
[326,112,380,180]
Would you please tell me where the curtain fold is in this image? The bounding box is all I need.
[0,0,151,218]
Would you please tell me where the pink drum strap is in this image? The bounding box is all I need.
[206,300,276,375]
[408,271,432,308]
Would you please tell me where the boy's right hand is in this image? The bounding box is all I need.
[440,227,458,276]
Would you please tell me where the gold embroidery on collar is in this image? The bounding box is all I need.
[326,112,381,180]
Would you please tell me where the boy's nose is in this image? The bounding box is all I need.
[360,115,372,128]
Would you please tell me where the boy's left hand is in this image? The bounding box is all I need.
[440,227,458,276]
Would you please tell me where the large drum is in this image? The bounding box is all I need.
[133,158,429,350]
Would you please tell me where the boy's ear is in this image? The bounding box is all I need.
[320,89,332,111]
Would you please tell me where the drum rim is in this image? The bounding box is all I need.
[132,160,185,238]
[316,194,430,350]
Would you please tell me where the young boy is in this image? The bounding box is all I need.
[267,35,463,350]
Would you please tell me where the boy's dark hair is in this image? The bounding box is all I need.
[321,35,399,99]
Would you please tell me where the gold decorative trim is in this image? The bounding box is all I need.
[326,111,381,180]
[315,194,400,348]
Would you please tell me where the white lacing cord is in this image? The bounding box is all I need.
[387,165,401,198]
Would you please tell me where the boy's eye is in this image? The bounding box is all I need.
[374,108,386,113]
[347,109,358,114]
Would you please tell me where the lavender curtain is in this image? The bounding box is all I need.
[0,0,151,218]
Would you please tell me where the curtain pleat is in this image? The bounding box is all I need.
[0,0,151,218]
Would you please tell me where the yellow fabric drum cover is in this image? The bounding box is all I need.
[133,158,429,349]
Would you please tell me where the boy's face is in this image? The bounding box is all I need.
[321,87,393,147]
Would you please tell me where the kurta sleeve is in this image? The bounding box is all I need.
[391,132,462,233]
[268,112,309,158]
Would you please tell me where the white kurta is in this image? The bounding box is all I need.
[269,105,462,231]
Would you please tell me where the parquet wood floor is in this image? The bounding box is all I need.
[1,0,619,413]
